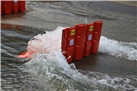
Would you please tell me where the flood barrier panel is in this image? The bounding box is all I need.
[61,21,103,63]
[1,0,25,15]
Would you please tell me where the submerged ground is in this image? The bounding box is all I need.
[1,1,137,91]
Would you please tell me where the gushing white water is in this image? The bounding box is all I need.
[24,26,137,91]
[26,26,65,55]
[26,26,137,61]
[99,36,137,61]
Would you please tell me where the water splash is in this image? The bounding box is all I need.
[24,26,137,61]
[24,26,93,90]
[99,36,137,61]
[23,26,137,91]
[24,51,137,91]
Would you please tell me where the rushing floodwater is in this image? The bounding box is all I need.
[1,25,137,91]
[1,1,137,91]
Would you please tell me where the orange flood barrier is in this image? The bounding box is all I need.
[61,21,103,63]
[1,1,12,15]
[1,0,25,15]
[61,27,75,63]
[18,21,102,63]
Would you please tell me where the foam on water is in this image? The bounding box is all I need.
[24,26,93,90]
[24,26,137,91]
[99,36,137,61]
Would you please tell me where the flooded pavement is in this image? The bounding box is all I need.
[1,1,137,91]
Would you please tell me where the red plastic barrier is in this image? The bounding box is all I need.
[61,27,75,63]
[18,1,25,12]
[1,0,25,15]
[18,51,36,59]
[17,21,102,63]
[83,23,94,56]
[2,1,12,14]
[90,21,103,54]
[73,24,87,60]
[12,0,18,13]
[61,21,103,63]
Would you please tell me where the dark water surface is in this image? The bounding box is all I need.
[1,1,137,91]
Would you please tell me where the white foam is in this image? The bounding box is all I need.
[84,71,137,91]
[27,26,65,55]
[26,26,137,61]
[23,26,137,91]
[24,26,92,90]
[99,36,137,61]
[25,54,137,91]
